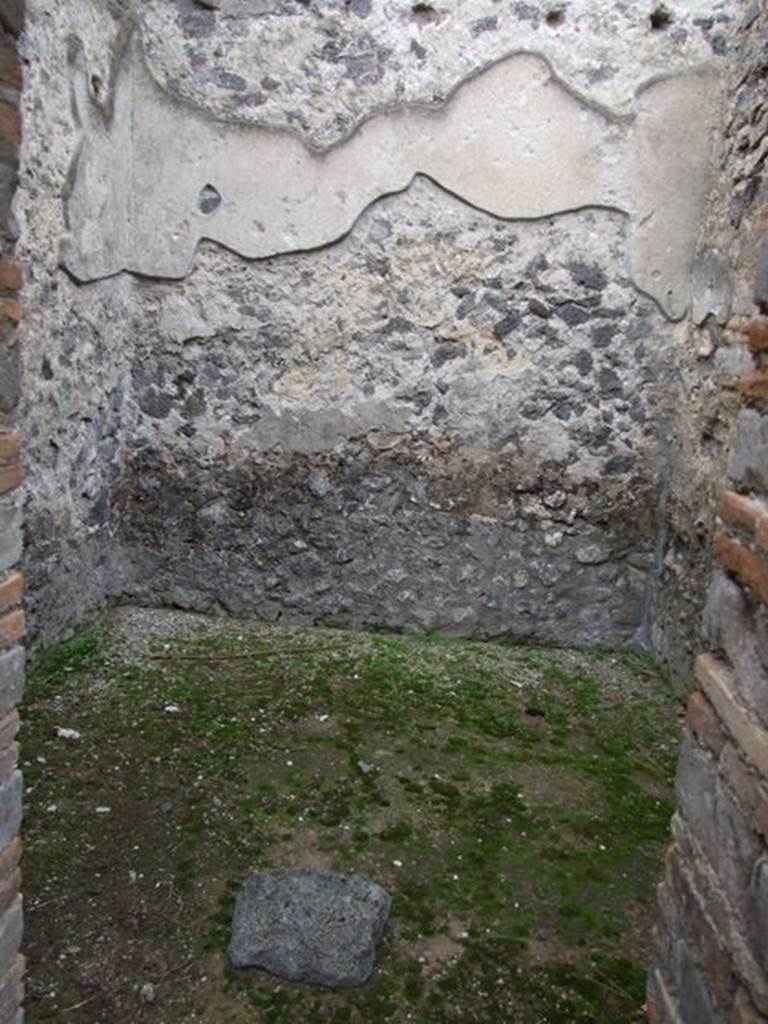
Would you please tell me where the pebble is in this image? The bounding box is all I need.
[53,727,81,742]
[140,982,156,1004]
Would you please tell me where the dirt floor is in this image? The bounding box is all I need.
[21,607,682,1023]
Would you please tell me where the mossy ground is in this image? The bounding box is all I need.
[22,608,680,1023]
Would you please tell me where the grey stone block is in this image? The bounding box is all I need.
[229,868,390,987]
[0,2,24,38]
[0,898,21,978]
[674,737,762,925]
[749,859,768,978]
[0,649,22,716]
[755,233,768,310]
[0,334,19,416]
[0,773,21,853]
[0,160,16,244]
[0,938,23,1024]
[728,410,768,492]
[0,494,21,575]
[674,937,728,1024]
[675,736,719,869]
[704,573,768,727]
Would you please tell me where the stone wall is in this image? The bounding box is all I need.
[18,1,136,641]
[14,3,768,1023]
[650,0,768,681]
[649,4,768,1020]
[0,1,27,1021]
[116,199,676,643]
[19,0,736,647]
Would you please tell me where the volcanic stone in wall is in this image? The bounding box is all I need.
[19,0,733,645]
[116,191,672,644]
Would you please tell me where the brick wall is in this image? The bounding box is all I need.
[0,0,24,1021]
[647,4,768,1019]
[648,317,768,1020]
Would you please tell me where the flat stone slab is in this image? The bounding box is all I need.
[228,868,391,988]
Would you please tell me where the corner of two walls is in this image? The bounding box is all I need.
[0,1,32,1021]
[18,1,136,644]
[648,4,768,1021]
[20,0,736,653]
[650,0,766,685]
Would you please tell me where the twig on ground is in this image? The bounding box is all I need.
[147,643,354,662]
[63,992,99,1013]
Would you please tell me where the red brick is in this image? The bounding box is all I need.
[0,432,18,469]
[0,300,19,327]
[0,868,19,921]
[719,491,766,537]
[0,465,20,497]
[714,532,768,603]
[0,102,19,147]
[645,996,661,1023]
[738,369,768,401]
[0,262,20,295]
[736,315,768,355]
[0,613,22,649]
[0,841,22,885]
[732,988,764,1023]
[0,954,23,1024]
[686,691,726,755]
[0,576,20,617]
[715,531,740,573]
[743,317,768,353]
[716,489,768,561]
[0,715,18,754]
[0,38,20,92]
[0,953,24,1024]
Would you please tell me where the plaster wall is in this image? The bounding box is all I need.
[18,0,737,645]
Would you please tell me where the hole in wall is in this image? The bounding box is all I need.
[90,74,102,99]
[545,7,565,26]
[411,2,440,25]
[649,5,673,30]
[198,183,222,215]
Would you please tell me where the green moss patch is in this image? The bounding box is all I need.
[22,608,679,1022]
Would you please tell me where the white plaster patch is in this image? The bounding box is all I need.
[62,36,722,319]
